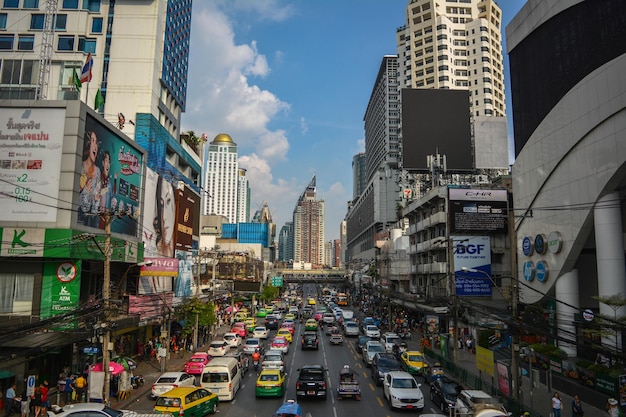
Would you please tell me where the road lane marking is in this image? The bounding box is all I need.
[377,397,384,407]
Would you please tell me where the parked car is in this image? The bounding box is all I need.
[153,387,219,416]
[382,371,424,411]
[184,352,211,375]
[301,331,319,350]
[255,369,286,398]
[430,378,463,413]
[362,340,385,366]
[208,340,230,357]
[253,326,269,339]
[371,352,403,386]
[151,372,195,399]
[222,333,242,349]
[295,365,328,400]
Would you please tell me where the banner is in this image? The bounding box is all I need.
[454,236,493,296]
[40,261,82,328]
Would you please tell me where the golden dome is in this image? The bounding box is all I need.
[212,133,234,144]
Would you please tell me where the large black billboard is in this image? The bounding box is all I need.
[401,89,472,170]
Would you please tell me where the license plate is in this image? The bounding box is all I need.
[307,391,315,395]
[212,388,220,392]
[406,405,413,409]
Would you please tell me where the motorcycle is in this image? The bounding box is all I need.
[131,374,144,389]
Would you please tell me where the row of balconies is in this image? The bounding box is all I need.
[410,261,447,274]
[408,210,447,235]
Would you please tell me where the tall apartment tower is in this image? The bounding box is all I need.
[352,152,367,201]
[278,222,294,262]
[292,175,325,266]
[203,133,239,223]
[395,0,505,117]
[237,168,250,223]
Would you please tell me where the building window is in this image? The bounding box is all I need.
[0,274,34,315]
[17,35,34,51]
[83,0,100,12]
[62,0,79,9]
[2,0,18,8]
[57,35,74,51]
[30,14,44,30]
[91,17,103,33]
[23,0,39,7]
[0,34,14,50]
[55,14,67,30]
[78,37,96,53]
[0,13,6,29]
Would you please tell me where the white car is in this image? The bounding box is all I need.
[343,321,360,337]
[208,340,230,356]
[381,332,401,352]
[365,325,381,338]
[222,332,243,348]
[150,371,195,398]
[382,371,424,411]
[253,326,270,339]
[243,337,263,354]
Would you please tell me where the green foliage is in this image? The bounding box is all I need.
[261,285,279,302]
[175,298,216,337]
[529,343,567,360]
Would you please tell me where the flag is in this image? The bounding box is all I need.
[72,67,82,92]
[94,89,105,109]
[80,53,93,83]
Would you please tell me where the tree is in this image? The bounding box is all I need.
[175,298,216,338]
[260,286,279,303]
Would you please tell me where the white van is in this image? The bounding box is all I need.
[341,309,354,321]
[200,357,242,401]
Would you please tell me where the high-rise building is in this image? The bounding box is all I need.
[278,222,294,262]
[352,152,367,201]
[395,0,505,118]
[293,175,325,266]
[203,133,239,223]
[237,168,250,223]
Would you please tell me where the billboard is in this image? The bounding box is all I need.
[77,114,143,236]
[401,89,472,170]
[175,186,197,251]
[0,108,65,222]
[142,168,177,257]
[454,236,492,296]
[448,188,508,233]
[40,260,82,328]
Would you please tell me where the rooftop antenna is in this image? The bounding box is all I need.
[35,0,58,100]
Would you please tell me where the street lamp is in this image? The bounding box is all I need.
[115,260,153,298]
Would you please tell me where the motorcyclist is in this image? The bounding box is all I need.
[251,348,261,366]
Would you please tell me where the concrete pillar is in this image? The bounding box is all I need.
[594,191,626,350]
[555,269,579,356]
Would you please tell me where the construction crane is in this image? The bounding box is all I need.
[35,0,58,100]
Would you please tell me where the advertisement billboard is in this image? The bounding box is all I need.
[40,260,82,328]
[77,114,143,236]
[0,108,65,222]
[448,188,508,233]
[142,168,177,257]
[454,236,492,296]
[175,186,196,251]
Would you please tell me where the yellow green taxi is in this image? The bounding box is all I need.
[276,328,293,343]
[400,350,429,375]
[256,308,268,318]
[304,319,318,331]
[308,297,316,305]
[234,311,248,321]
[255,369,286,397]
[154,387,219,416]
[244,317,256,332]
[284,313,296,321]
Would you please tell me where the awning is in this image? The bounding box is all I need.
[0,330,90,348]
[0,370,16,379]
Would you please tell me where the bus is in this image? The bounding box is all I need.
[337,293,348,306]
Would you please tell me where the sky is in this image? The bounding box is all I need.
[181,0,527,242]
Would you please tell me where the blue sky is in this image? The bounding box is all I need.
[182,0,526,242]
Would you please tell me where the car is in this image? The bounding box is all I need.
[325,325,338,336]
[47,402,163,417]
[253,326,269,339]
[362,340,385,367]
[364,325,380,339]
[454,390,507,417]
[400,350,429,375]
[382,371,424,411]
[224,348,249,375]
[288,306,299,316]
[343,321,360,337]
[430,378,463,413]
[243,338,264,355]
[151,372,196,399]
[271,310,283,320]
[154,386,219,416]
[295,365,328,400]
[301,331,319,350]
[257,308,268,318]
[371,352,403,386]
[307,298,316,305]
[276,328,293,343]
[184,352,211,375]
[361,317,376,332]
[222,333,242,349]
[234,311,248,321]
[304,319,318,331]
[381,332,401,352]
[261,350,286,372]
[322,312,335,324]
[208,340,230,357]
[230,323,247,337]
[255,369,286,398]
[284,313,296,321]
[244,317,257,333]
[281,320,296,333]
[355,335,372,353]
[265,315,280,330]
[313,311,324,321]
[270,336,289,354]
[329,329,344,345]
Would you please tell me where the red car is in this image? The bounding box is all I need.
[314,311,324,321]
[183,352,211,375]
[231,322,247,337]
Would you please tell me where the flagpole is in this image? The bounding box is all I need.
[86,58,90,106]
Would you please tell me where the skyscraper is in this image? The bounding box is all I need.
[352,152,367,201]
[237,168,250,223]
[203,133,239,223]
[293,175,325,266]
[278,222,294,262]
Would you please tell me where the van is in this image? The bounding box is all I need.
[200,357,242,401]
[341,309,354,321]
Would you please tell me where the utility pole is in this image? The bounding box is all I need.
[509,201,520,402]
[102,213,112,405]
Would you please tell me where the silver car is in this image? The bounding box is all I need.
[362,340,385,366]
[344,321,360,337]
[243,337,263,354]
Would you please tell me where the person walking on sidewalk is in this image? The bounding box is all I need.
[607,398,620,417]
[552,392,562,417]
[571,394,584,417]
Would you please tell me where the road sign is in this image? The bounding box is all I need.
[27,375,36,396]
[271,276,283,287]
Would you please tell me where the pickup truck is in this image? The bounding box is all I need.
[295,365,328,400]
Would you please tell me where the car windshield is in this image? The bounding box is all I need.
[367,325,377,330]
[368,344,385,352]
[378,357,400,367]
[300,370,323,380]
[202,372,228,383]
[392,378,417,389]
[246,339,260,345]
[407,354,424,361]
[210,342,224,348]
[443,383,460,396]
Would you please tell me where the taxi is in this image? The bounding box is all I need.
[183,352,211,375]
[284,313,297,321]
[257,308,268,318]
[281,321,296,334]
[276,328,293,343]
[400,351,429,375]
[244,317,256,333]
[231,322,247,337]
[234,311,248,321]
[154,386,219,416]
[308,297,316,305]
[270,337,289,354]
[255,369,286,398]
[304,319,318,331]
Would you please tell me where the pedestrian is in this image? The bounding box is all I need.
[571,394,584,417]
[19,389,28,417]
[5,384,16,417]
[37,382,48,417]
[607,398,620,417]
[63,375,73,405]
[552,392,562,417]
[72,374,87,403]
[29,387,40,417]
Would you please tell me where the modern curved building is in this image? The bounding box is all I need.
[509,0,626,356]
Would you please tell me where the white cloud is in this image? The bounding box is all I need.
[229,0,296,22]
[300,117,308,135]
[257,130,289,162]
[357,138,365,152]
